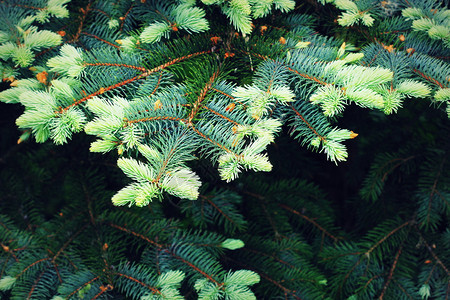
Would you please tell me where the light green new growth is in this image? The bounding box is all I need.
[47,45,84,77]
[194,270,260,300]
[310,85,346,117]
[141,271,185,300]
[0,276,16,291]
[402,6,450,46]
[0,0,69,67]
[334,0,374,27]
[434,88,450,101]
[140,3,209,44]
[221,238,245,250]
[397,80,431,98]
[0,0,448,208]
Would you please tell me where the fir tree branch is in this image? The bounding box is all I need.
[425,263,437,285]
[109,223,163,248]
[339,256,363,296]
[72,1,93,42]
[17,257,51,279]
[27,269,45,300]
[92,284,113,299]
[114,272,162,295]
[90,8,110,18]
[119,4,134,32]
[287,103,326,142]
[58,50,211,113]
[51,224,88,264]
[257,270,303,300]
[189,124,235,154]
[110,223,220,284]
[211,87,239,103]
[199,195,238,227]
[241,248,318,284]
[52,261,62,284]
[188,68,221,122]
[4,2,44,10]
[378,242,405,299]
[366,220,411,255]
[261,201,280,238]
[285,66,328,85]
[203,105,240,126]
[66,276,101,299]
[1,242,18,262]
[150,71,164,96]
[80,32,121,49]
[414,226,450,277]
[425,156,446,226]
[381,156,415,183]
[278,203,339,242]
[226,256,302,300]
[56,74,143,114]
[412,69,445,88]
[167,251,219,285]
[125,116,187,125]
[392,279,415,299]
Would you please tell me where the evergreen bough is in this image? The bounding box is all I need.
[0,0,448,299]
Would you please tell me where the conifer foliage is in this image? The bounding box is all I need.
[0,0,449,299]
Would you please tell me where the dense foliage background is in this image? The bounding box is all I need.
[0,0,449,299]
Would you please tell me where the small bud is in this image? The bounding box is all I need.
[224,52,235,59]
[17,131,31,144]
[57,31,66,37]
[3,76,15,82]
[221,238,244,250]
[279,37,286,44]
[210,36,221,45]
[383,44,395,53]
[398,34,405,41]
[225,103,235,112]
[406,48,415,56]
[154,99,163,110]
[260,25,268,34]
[350,131,358,139]
[36,71,48,85]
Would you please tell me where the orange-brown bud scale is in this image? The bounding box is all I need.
[36,71,48,84]
[225,103,235,112]
[154,99,163,110]
[350,131,358,139]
